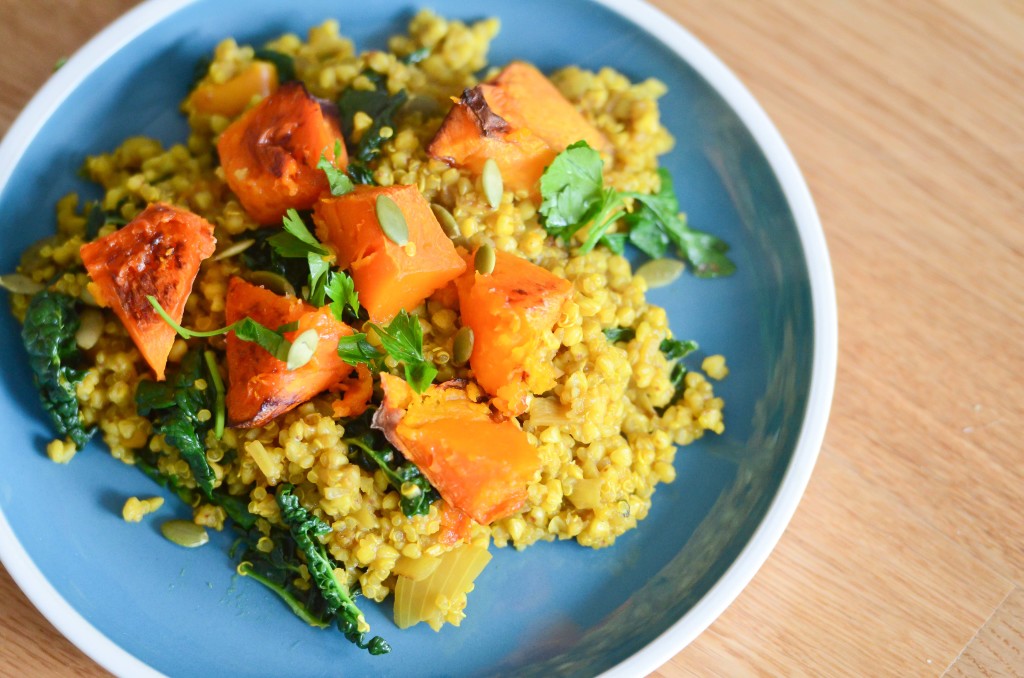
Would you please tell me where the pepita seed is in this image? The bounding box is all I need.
[75,309,104,350]
[286,329,319,370]
[376,195,409,245]
[635,258,685,289]
[0,273,44,295]
[211,238,255,261]
[430,203,460,238]
[481,158,503,209]
[247,271,296,297]
[452,326,474,366]
[474,244,496,276]
[160,519,209,548]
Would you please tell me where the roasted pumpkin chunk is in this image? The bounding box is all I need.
[313,184,466,323]
[490,61,609,153]
[427,62,610,194]
[188,61,279,118]
[217,81,346,225]
[80,202,216,381]
[224,277,355,427]
[373,374,540,525]
[455,248,573,416]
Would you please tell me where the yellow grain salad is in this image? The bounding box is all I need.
[5,10,735,656]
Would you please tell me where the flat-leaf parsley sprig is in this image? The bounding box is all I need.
[336,309,437,393]
[539,141,736,278]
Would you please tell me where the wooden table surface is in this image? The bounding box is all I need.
[1,1,1021,676]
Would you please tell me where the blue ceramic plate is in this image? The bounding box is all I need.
[0,1,836,676]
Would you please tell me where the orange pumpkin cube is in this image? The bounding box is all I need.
[313,184,466,323]
[373,374,540,525]
[224,277,355,427]
[189,61,279,118]
[80,203,216,381]
[217,81,346,225]
[490,61,609,153]
[428,62,610,194]
[455,248,573,415]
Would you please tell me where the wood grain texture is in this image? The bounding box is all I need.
[0,1,1021,677]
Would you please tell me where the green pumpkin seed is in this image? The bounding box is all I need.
[375,195,409,245]
[160,519,209,548]
[286,329,319,370]
[211,238,255,261]
[0,273,44,295]
[452,326,474,366]
[635,258,685,289]
[75,308,104,350]
[430,203,460,238]
[474,244,496,276]
[247,271,296,297]
[481,158,503,209]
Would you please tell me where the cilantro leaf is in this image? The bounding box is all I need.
[539,144,736,277]
[325,270,360,322]
[368,310,437,393]
[538,140,606,240]
[629,169,736,278]
[147,297,293,364]
[233,317,293,361]
[337,333,383,371]
[268,210,327,258]
[268,210,332,305]
[317,140,354,197]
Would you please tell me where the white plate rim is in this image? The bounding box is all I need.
[0,1,837,676]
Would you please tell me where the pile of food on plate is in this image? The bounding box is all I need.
[2,11,733,654]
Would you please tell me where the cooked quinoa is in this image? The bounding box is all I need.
[9,11,726,636]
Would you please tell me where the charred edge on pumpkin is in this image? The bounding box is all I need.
[230,393,307,429]
[462,87,509,137]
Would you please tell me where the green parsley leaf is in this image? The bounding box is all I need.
[325,270,360,321]
[336,333,384,371]
[368,310,437,393]
[317,140,354,196]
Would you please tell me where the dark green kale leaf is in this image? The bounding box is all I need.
[83,200,128,240]
[603,327,636,343]
[344,414,438,517]
[22,291,94,447]
[337,71,408,184]
[135,454,255,530]
[135,351,217,497]
[268,209,331,306]
[276,484,391,655]
[253,48,296,83]
[241,230,310,294]
[657,338,700,415]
